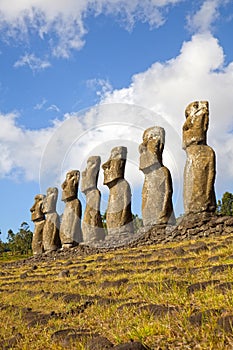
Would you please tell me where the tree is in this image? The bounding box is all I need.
[101,211,143,234]
[7,222,33,255]
[101,211,108,235]
[133,214,143,232]
[0,230,7,253]
[216,192,233,216]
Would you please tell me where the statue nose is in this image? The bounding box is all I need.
[102,160,110,170]
[139,143,146,153]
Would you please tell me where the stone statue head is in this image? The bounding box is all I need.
[81,156,101,193]
[61,170,80,202]
[43,187,58,214]
[30,194,45,222]
[139,126,165,170]
[183,100,209,149]
[102,146,127,185]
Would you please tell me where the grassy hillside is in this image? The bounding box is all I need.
[1,234,233,349]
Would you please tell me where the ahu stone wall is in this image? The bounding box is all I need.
[128,214,233,247]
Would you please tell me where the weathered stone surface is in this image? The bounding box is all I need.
[0,333,23,349]
[51,328,78,342]
[189,309,222,326]
[215,282,233,293]
[52,329,111,349]
[102,146,133,236]
[187,242,209,254]
[137,303,179,318]
[184,145,216,213]
[183,101,216,214]
[100,278,129,288]
[139,126,175,226]
[217,315,233,332]
[207,255,220,263]
[81,156,105,243]
[42,187,61,252]
[127,213,233,248]
[225,217,233,226]
[210,263,233,274]
[58,270,70,278]
[86,335,114,349]
[113,342,150,350]
[30,194,45,255]
[187,280,220,294]
[60,170,82,247]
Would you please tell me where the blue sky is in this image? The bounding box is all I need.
[0,0,233,241]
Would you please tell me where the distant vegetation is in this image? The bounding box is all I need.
[216,191,233,216]
[101,212,143,233]
[0,191,232,259]
[0,222,32,258]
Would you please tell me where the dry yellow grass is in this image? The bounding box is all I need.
[0,235,233,349]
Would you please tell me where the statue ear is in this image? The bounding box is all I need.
[40,201,44,211]
[159,141,164,154]
[120,159,126,169]
[72,177,78,186]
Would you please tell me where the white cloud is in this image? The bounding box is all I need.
[0,104,181,212]
[187,0,230,33]
[103,33,226,118]
[38,104,182,214]
[47,104,60,113]
[86,78,113,97]
[14,53,51,72]
[102,32,233,200]
[0,0,183,58]
[1,32,233,215]
[34,98,47,110]
[0,112,54,181]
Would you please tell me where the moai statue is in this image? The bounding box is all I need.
[139,126,175,227]
[102,146,133,236]
[30,194,45,255]
[60,170,82,248]
[183,101,216,214]
[42,187,61,252]
[81,156,105,243]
